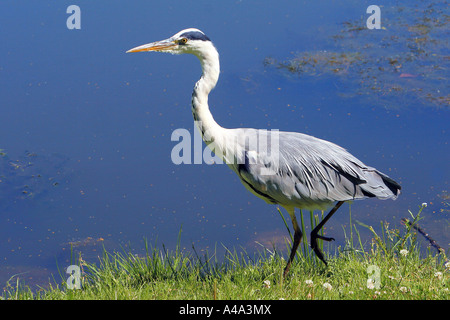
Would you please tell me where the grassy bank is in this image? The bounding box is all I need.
[3,205,449,300]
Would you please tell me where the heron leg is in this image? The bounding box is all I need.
[283,207,302,277]
[310,201,344,265]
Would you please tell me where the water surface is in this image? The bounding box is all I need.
[0,0,448,289]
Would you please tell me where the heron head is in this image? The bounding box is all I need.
[126,28,212,56]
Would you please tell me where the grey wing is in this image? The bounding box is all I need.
[229,129,401,210]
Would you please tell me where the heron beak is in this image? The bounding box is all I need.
[126,39,176,53]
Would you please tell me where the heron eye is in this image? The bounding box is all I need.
[178,38,188,45]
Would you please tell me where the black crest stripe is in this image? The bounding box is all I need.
[180,31,210,41]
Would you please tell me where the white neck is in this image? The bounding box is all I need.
[191,44,224,143]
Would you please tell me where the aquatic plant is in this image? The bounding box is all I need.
[264,1,449,110]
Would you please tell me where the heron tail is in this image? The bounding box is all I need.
[358,169,401,200]
[378,172,401,198]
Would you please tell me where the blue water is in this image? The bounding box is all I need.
[0,1,448,289]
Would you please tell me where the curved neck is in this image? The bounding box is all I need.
[191,45,223,141]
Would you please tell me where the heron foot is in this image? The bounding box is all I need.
[315,234,335,242]
[309,201,344,265]
[310,233,333,265]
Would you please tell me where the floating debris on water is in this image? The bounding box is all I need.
[62,237,105,248]
[0,150,70,210]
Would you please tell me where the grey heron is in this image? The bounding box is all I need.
[127,28,401,276]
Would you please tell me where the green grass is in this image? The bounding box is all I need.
[3,204,449,300]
